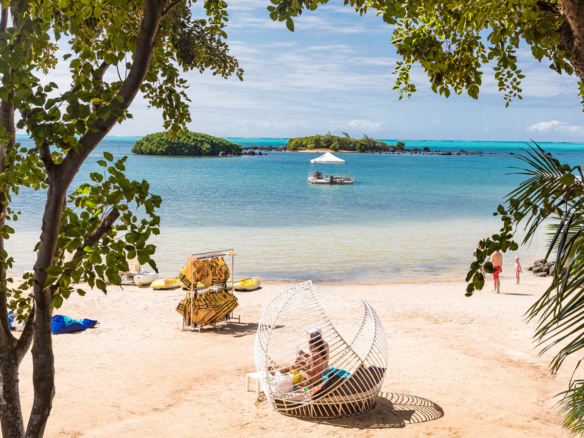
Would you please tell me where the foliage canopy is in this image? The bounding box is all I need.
[0,0,243,436]
[269,0,584,108]
[468,145,584,434]
[132,132,242,156]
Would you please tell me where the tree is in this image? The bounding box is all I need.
[0,1,242,437]
[468,145,584,434]
[269,0,584,107]
[396,141,405,150]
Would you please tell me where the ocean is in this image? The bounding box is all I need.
[10,137,584,283]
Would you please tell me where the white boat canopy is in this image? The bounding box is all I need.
[310,152,346,164]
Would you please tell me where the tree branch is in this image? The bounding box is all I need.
[536,1,563,16]
[0,7,8,34]
[15,305,34,364]
[64,208,120,277]
[92,62,110,114]
[39,141,54,174]
[162,0,184,17]
[0,292,16,347]
[58,0,167,192]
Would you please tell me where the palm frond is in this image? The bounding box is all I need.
[468,142,584,433]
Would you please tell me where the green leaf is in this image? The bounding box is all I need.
[45,266,63,276]
[483,262,495,273]
[96,279,107,293]
[104,152,113,162]
[560,174,576,185]
[96,106,110,120]
[52,294,63,309]
[286,18,294,32]
[107,189,122,204]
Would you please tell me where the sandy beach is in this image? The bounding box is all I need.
[11,274,574,438]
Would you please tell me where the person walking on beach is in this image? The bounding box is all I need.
[491,250,503,294]
[515,257,522,284]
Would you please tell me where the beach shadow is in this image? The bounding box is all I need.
[501,293,534,296]
[255,392,443,430]
[204,322,284,338]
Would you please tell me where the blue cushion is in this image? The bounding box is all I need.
[52,315,98,335]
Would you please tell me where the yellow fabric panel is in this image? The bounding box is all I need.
[179,260,213,289]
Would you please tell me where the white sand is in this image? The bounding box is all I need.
[15,275,574,437]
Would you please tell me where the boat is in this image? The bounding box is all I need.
[233,276,261,291]
[151,277,182,290]
[307,152,354,185]
[134,272,158,286]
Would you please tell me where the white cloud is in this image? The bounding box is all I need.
[528,120,584,136]
[347,120,386,132]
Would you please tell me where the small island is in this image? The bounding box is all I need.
[132,132,243,156]
[286,134,403,153]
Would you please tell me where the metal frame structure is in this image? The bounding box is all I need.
[181,249,240,332]
[254,281,387,419]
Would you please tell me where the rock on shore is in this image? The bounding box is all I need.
[240,145,491,155]
[527,259,556,277]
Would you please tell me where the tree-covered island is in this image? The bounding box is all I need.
[286,134,403,152]
[132,132,243,156]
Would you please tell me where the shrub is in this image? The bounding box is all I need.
[356,142,368,152]
[396,141,405,150]
[132,132,242,156]
[330,143,340,151]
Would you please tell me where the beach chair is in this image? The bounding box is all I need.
[254,280,388,419]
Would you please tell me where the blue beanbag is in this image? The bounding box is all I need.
[51,315,98,335]
[8,311,15,330]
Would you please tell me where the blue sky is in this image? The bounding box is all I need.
[47,0,584,141]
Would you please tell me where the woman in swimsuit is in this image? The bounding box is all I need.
[275,328,330,388]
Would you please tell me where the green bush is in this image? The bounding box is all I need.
[330,143,340,151]
[396,141,405,150]
[356,142,367,152]
[132,132,242,156]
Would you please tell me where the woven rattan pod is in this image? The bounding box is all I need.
[254,280,388,419]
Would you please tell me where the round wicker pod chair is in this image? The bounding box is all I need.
[254,280,388,419]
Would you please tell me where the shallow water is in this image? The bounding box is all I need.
[10,137,584,283]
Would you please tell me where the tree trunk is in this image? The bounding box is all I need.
[0,4,23,435]
[559,0,584,80]
[24,307,54,438]
[0,347,25,438]
[23,2,168,435]
[25,180,65,437]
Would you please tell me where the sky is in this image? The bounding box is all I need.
[36,0,584,141]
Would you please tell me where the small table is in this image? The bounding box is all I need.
[246,372,261,395]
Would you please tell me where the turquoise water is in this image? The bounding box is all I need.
[10,137,584,283]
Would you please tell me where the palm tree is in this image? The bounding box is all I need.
[468,143,584,434]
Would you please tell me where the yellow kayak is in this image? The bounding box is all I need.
[233,276,261,291]
[151,277,182,290]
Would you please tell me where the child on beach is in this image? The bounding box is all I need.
[515,257,522,284]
